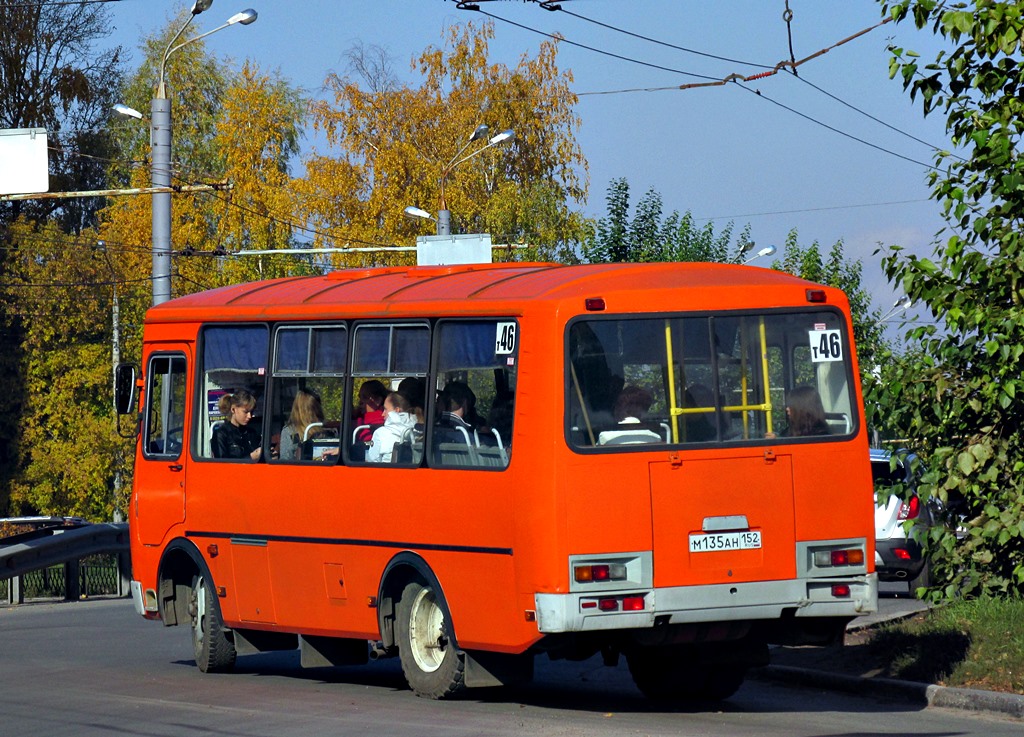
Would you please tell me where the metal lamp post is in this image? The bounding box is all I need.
[150,1,257,306]
[405,124,514,236]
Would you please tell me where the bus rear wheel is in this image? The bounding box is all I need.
[190,574,236,673]
[396,580,465,699]
[627,647,746,702]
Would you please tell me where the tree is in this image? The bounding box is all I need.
[877,0,1024,597]
[298,21,588,265]
[0,17,308,519]
[0,0,124,231]
[582,178,750,264]
[772,231,888,374]
[0,0,123,515]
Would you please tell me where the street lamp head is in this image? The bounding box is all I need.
[113,103,144,120]
[228,8,258,25]
[756,244,777,259]
[488,129,514,145]
[403,205,435,222]
[469,124,489,142]
[191,0,213,15]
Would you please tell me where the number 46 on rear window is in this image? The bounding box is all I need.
[809,329,843,362]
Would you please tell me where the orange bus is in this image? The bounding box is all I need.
[117,261,877,701]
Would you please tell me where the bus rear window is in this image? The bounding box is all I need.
[567,311,856,449]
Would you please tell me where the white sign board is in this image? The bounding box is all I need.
[416,233,492,265]
[0,128,49,195]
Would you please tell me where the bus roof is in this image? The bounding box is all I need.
[146,261,845,323]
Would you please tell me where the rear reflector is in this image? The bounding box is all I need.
[893,548,912,560]
[831,584,851,597]
[598,598,619,611]
[622,596,645,611]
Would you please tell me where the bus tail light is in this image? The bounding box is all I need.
[813,547,864,567]
[574,563,627,583]
[806,288,827,303]
[585,297,606,311]
[598,598,618,612]
[831,584,851,597]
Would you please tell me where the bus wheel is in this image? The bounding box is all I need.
[396,580,465,699]
[190,574,236,673]
[627,648,745,702]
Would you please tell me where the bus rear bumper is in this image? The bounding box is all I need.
[534,573,878,634]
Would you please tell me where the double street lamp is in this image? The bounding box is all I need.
[405,124,514,236]
[118,1,257,306]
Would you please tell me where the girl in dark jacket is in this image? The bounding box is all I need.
[212,390,262,460]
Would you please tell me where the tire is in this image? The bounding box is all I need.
[395,580,465,699]
[627,647,746,702]
[909,559,932,596]
[190,573,236,673]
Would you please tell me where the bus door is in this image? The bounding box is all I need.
[648,451,796,587]
[136,347,191,546]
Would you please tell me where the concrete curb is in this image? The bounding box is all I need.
[754,665,1024,720]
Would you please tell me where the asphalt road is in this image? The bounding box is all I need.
[1,596,1020,737]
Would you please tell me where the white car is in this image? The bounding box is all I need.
[871,449,932,589]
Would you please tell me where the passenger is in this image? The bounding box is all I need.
[397,376,427,426]
[366,392,417,463]
[487,392,515,446]
[354,379,388,441]
[437,381,487,432]
[597,385,662,445]
[682,385,716,442]
[784,385,830,437]
[212,390,262,460]
[279,389,324,461]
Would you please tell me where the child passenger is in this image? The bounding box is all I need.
[366,392,417,463]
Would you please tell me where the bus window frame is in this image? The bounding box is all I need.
[427,317,519,472]
[565,306,858,453]
[142,352,188,461]
[192,322,272,464]
[269,322,349,465]
[345,320,431,467]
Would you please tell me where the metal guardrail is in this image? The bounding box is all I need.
[1,521,130,605]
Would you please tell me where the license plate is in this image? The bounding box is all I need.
[689,530,762,553]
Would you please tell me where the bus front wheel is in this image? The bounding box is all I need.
[395,580,465,699]
[190,573,236,673]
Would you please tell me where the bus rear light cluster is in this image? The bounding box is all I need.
[581,595,646,612]
[574,563,627,583]
[813,548,865,567]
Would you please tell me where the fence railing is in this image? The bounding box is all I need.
[1,521,130,606]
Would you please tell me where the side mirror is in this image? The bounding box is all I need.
[114,363,138,415]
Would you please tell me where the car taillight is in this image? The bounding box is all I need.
[897,495,921,521]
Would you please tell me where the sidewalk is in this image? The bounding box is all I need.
[753,602,1024,720]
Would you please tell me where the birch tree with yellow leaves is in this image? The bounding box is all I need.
[298,21,589,265]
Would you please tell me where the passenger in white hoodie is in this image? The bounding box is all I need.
[366,391,417,463]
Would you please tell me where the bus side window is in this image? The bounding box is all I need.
[143,354,187,459]
[270,325,346,464]
[197,325,269,460]
[348,323,430,466]
[432,320,517,470]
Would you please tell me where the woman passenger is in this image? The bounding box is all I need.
[367,392,417,463]
[279,389,324,461]
[212,390,262,460]
[784,385,830,437]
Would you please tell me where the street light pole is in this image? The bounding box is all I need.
[435,126,514,236]
[149,1,257,306]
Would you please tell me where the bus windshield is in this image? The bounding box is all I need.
[567,308,856,448]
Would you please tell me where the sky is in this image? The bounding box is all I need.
[102,0,956,337]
